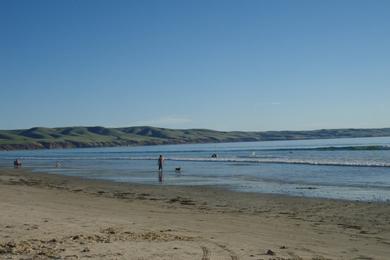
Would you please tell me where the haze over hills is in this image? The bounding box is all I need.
[1,126,390,151]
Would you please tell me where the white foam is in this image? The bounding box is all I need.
[127,156,390,168]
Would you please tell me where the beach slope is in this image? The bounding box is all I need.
[1,168,389,259]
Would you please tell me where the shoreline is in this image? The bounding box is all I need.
[1,167,390,259]
[14,165,390,204]
[21,166,390,205]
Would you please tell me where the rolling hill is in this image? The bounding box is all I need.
[1,126,390,150]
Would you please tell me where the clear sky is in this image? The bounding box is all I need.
[0,0,389,131]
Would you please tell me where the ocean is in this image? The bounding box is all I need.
[1,136,390,202]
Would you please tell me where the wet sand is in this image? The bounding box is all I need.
[1,167,390,259]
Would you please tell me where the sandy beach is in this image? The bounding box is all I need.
[0,168,389,259]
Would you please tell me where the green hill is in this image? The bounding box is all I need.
[1,126,390,150]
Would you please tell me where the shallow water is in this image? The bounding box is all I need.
[1,137,390,202]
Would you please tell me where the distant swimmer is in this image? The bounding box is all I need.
[211,153,217,158]
[55,161,61,168]
[13,159,22,168]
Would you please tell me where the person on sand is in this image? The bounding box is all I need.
[158,155,164,172]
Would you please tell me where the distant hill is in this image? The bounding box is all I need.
[1,126,390,150]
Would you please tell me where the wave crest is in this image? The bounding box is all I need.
[127,156,390,168]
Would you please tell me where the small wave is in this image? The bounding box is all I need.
[3,155,390,168]
[0,156,132,161]
[71,145,390,153]
[127,156,390,168]
[268,145,390,151]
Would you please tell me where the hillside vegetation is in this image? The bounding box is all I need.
[1,126,390,150]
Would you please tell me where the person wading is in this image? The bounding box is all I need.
[158,155,164,183]
[158,155,164,171]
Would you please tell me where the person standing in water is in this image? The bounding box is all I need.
[158,155,164,183]
[158,155,164,171]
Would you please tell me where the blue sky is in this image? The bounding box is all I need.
[0,0,389,131]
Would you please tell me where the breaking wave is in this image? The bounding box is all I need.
[127,156,390,168]
[267,145,390,151]
[3,155,390,168]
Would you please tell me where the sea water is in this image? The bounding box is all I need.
[1,136,390,202]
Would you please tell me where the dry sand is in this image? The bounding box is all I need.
[0,167,390,259]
